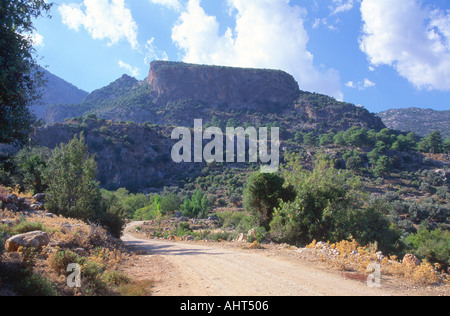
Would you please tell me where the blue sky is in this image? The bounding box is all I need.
[32,0,450,113]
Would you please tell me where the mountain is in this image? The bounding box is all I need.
[31,67,89,120]
[33,118,201,192]
[378,108,450,139]
[41,61,386,135]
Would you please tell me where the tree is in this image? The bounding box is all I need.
[373,155,391,177]
[243,172,295,229]
[270,155,363,245]
[444,139,450,154]
[418,131,444,154]
[428,131,444,154]
[44,134,125,237]
[392,134,416,152]
[333,132,346,146]
[14,146,51,194]
[345,152,364,172]
[270,154,400,253]
[44,134,101,221]
[182,190,210,219]
[0,0,52,145]
[303,132,318,146]
[319,133,335,147]
[344,127,369,147]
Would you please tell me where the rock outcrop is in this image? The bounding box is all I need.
[147,61,301,111]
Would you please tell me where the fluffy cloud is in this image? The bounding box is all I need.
[59,0,139,49]
[360,0,450,91]
[172,0,342,100]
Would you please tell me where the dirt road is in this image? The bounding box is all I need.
[122,222,402,296]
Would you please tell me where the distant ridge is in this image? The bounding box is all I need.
[31,67,89,120]
[38,61,386,133]
[378,107,450,138]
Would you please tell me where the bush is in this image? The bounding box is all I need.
[44,134,125,237]
[160,193,181,214]
[48,249,82,275]
[247,227,267,243]
[16,273,58,296]
[44,133,101,221]
[270,155,361,245]
[182,190,210,219]
[14,147,51,194]
[243,172,295,230]
[11,220,48,235]
[270,154,401,253]
[405,228,450,269]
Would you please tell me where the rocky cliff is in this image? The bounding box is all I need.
[39,61,385,133]
[147,61,300,112]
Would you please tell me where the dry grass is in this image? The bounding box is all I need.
[306,239,448,287]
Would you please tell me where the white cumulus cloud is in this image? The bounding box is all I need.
[359,0,450,91]
[59,0,139,49]
[172,0,342,100]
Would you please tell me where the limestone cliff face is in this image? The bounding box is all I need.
[147,61,300,111]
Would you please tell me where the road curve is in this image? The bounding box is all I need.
[122,222,395,296]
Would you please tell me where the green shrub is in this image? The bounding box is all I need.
[102,270,131,287]
[405,228,450,269]
[270,154,401,254]
[247,227,267,243]
[11,220,48,235]
[16,273,58,296]
[44,134,125,237]
[182,190,210,219]
[44,133,102,221]
[48,250,81,275]
[243,172,295,230]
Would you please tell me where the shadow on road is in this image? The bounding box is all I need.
[123,239,226,257]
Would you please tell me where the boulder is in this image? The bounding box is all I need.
[4,231,50,252]
[30,203,45,211]
[6,194,18,204]
[33,193,46,202]
[403,254,420,266]
[181,235,195,242]
[4,204,19,212]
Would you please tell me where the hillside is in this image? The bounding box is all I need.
[41,61,386,134]
[0,188,153,296]
[32,117,202,192]
[378,108,450,139]
[31,67,89,120]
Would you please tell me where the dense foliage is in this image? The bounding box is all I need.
[268,155,401,254]
[243,172,295,230]
[0,0,52,144]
